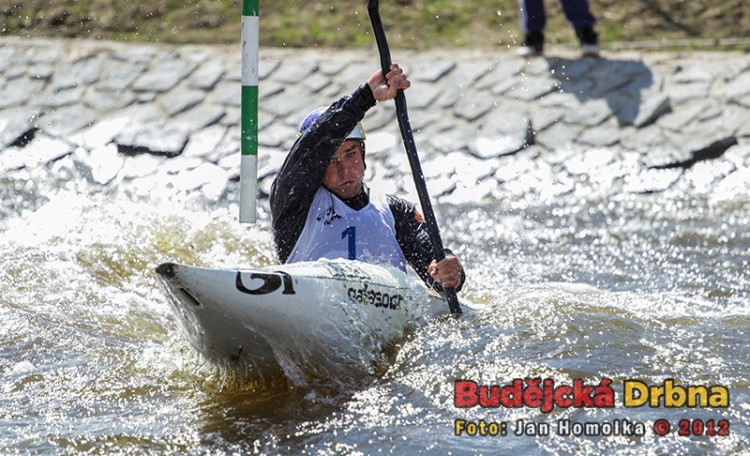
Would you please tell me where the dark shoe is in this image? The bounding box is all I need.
[576,26,599,57]
[517,31,544,57]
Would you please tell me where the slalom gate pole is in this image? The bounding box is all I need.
[239,0,259,223]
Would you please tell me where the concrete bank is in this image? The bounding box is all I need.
[1,36,749,210]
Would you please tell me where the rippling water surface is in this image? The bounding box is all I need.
[1,155,748,455]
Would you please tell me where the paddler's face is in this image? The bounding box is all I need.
[323,140,365,199]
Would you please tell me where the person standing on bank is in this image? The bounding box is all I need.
[517,0,599,57]
[270,63,465,293]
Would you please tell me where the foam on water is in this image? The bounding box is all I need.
[1,163,749,454]
[0,189,279,453]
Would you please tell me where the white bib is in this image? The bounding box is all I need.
[287,187,407,271]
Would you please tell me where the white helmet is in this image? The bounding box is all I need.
[298,107,366,140]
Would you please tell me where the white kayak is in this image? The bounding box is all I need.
[155,259,454,385]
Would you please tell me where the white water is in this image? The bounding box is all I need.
[1,156,749,454]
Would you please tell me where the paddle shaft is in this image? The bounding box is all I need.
[367,0,462,315]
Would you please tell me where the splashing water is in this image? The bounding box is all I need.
[1,159,749,455]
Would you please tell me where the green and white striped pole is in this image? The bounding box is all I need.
[239,0,259,223]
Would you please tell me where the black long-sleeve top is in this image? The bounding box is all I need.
[269,83,465,293]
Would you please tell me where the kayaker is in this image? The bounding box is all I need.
[270,63,465,293]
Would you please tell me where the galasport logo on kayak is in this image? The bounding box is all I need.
[347,283,403,310]
[235,270,405,310]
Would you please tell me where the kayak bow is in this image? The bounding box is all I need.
[156,259,451,384]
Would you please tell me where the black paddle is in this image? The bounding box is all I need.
[367,0,462,315]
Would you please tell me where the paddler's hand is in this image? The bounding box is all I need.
[368,63,411,102]
[428,255,463,289]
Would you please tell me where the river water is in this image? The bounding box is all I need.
[1,140,749,455]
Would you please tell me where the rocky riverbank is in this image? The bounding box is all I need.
[1,36,749,219]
